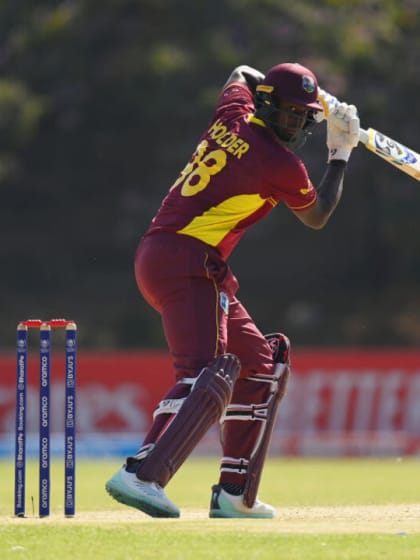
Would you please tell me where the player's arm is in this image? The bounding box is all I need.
[292,160,345,229]
[223,65,265,93]
[292,102,360,229]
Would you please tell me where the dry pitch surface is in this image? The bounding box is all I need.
[3,504,420,534]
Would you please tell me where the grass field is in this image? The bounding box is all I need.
[1,457,419,559]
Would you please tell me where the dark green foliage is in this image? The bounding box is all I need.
[1,0,420,348]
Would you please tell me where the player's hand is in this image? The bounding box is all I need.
[327,103,360,162]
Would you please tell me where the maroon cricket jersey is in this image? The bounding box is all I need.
[146,80,317,259]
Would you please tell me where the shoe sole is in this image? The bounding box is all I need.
[105,479,180,518]
[209,509,273,519]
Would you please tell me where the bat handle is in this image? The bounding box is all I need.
[316,87,339,119]
[317,87,368,145]
[358,128,369,145]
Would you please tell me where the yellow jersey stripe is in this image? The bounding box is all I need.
[286,196,317,210]
[177,194,267,246]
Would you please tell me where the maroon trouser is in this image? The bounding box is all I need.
[134,232,276,486]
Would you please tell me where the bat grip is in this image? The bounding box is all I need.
[316,87,368,145]
[316,87,339,119]
[358,129,369,145]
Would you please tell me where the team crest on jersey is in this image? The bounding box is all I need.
[220,292,229,314]
[302,75,316,93]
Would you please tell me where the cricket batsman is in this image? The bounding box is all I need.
[106,61,360,518]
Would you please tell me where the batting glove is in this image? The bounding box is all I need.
[327,102,360,162]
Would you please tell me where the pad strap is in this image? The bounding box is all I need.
[220,456,249,474]
[223,402,269,422]
[153,398,185,419]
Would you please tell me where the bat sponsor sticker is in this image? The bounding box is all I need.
[373,132,418,165]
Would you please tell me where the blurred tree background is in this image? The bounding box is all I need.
[1,0,420,350]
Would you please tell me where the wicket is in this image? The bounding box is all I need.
[14,319,77,518]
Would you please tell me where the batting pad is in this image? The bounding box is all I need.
[136,353,241,487]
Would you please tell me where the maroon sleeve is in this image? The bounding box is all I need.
[260,148,318,210]
[215,82,255,121]
[279,157,318,210]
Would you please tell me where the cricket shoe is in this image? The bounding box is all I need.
[105,466,180,518]
[209,484,275,519]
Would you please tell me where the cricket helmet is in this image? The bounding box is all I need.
[254,62,322,149]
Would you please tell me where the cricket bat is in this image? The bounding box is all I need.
[317,88,420,181]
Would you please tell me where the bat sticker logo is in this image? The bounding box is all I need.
[374,133,418,166]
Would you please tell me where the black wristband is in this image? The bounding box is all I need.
[328,159,347,169]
